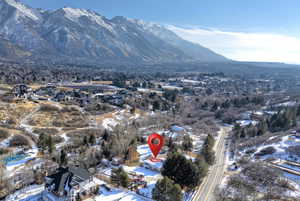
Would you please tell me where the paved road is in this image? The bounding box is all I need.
[192,126,231,201]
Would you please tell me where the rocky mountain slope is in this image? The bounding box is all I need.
[0,36,31,59]
[0,0,228,64]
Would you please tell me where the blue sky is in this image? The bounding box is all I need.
[22,0,300,63]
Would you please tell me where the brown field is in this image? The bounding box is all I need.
[0,101,38,125]
[28,84,43,90]
[91,81,113,85]
[0,84,12,91]
[94,111,114,124]
[28,105,89,128]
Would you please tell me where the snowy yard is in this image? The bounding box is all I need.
[123,166,160,177]
[96,187,152,201]
[5,185,44,201]
[137,144,152,160]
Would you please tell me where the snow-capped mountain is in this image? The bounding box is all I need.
[0,0,228,64]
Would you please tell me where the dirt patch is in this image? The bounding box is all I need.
[94,112,114,124]
[91,81,113,85]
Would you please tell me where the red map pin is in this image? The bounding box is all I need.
[148,133,164,162]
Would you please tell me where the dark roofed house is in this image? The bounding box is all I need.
[12,84,30,98]
[43,166,92,201]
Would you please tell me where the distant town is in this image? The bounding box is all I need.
[0,71,299,201]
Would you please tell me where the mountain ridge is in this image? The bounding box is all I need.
[0,0,228,64]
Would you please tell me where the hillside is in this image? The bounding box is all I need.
[0,37,31,59]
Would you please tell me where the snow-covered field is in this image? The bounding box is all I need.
[138,181,156,199]
[237,134,300,192]
[123,165,160,178]
[102,116,119,131]
[246,135,300,162]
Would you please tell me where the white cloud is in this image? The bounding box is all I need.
[168,25,300,64]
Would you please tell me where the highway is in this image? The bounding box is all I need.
[192,126,230,201]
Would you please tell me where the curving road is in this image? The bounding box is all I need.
[192,126,231,201]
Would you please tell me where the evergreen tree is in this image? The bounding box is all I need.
[83,136,88,145]
[60,150,67,166]
[203,134,215,149]
[202,102,209,109]
[211,102,218,111]
[162,152,200,189]
[132,82,140,88]
[152,177,182,201]
[167,137,178,153]
[102,142,112,159]
[257,119,268,136]
[221,99,230,109]
[206,88,213,96]
[103,129,109,141]
[233,123,241,139]
[113,79,126,88]
[202,148,215,165]
[37,133,47,152]
[89,134,96,145]
[47,135,54,154]
[163,90,178,102]
[269,107,297,132]
[119,170,129,188]
[153,100,160,111]
[202,135,216,165]
[142,81,147,88]
[297,105,300,116]
[182,135,193,152]
[111,167,129,188]
[194,155,209,179]
[240,129,246,138]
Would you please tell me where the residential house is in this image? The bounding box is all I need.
[43,166,94,201]
[12,84,31,98]
[34,86,58,97]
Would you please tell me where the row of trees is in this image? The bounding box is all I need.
[268,107,297,132]
[233,106,299,141]
[201,95,265,112]
[37,133,54,154]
